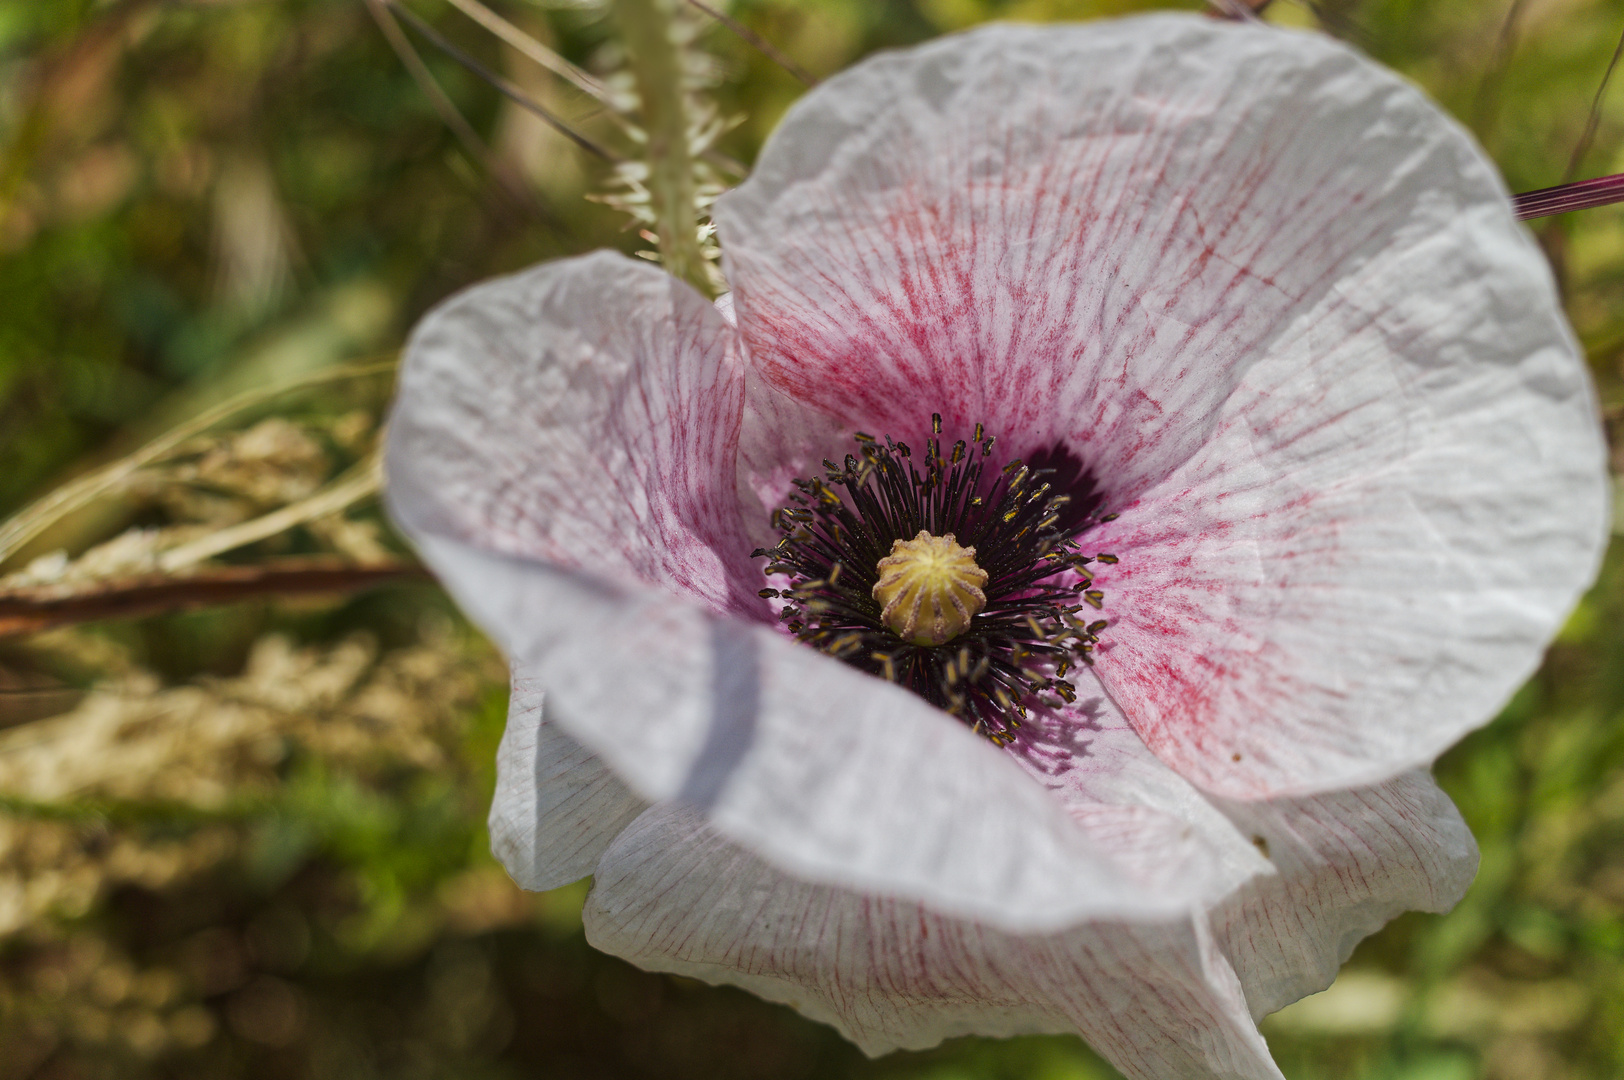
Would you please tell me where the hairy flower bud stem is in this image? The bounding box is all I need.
[612,0,713,296]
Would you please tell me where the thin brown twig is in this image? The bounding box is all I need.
[0,559,427,639]
[1473,0,1527,140]
[684,0,816,87]
[366,0,493,167]
[384,0,622,162]
[1564,19,1624,184]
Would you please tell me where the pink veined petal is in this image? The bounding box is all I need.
[580,760,1475,1077]
[1082,287,1604,794]
[408,532,1207,932]
[715,15,1608,798]
[718,15,1445,491]
[1007,672,1478,1009]
[488,670,646,891]
[1208,771,1478,1018]
[712,290,852,553]
[386,249,1200,929]
[1010,668,1263,899]
[584,802,1282,1080]
[385,250,760,618]
[1017,676,1477,1021]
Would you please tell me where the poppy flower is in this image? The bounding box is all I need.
[384,14,1607,1079]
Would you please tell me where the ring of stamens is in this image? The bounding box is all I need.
[753,414,1120,745]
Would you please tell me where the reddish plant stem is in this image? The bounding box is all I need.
[0,560,425,639]
[1515,172,1624,219]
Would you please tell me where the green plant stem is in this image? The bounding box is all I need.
[612,0,712,295]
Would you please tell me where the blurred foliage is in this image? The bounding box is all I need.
[0,0,1621,1078]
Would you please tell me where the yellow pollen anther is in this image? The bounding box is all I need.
[871,530,989,647]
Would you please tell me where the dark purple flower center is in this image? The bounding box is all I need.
[753,414,1118,744]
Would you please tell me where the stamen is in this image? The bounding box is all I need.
[754,421,1122,743]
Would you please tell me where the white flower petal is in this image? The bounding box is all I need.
[582,763,1474,1077]
[410,533,1205,931]
[1087,311,1604,795]
[386,250,1192,928]
[716,15,1398,487]
[488,670,646,891]
[1209,770,1478,1018]
[385,250,760,618]
[1013,669,1264,899]
[715,15,1607,798]
[585,802,1282,1080]
[1018,676,1477,1019]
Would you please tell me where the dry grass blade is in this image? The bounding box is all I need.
[0,361,396,570]
[157,452,382,573]
[442,0,617,106]
[366,0,494,165]
[367,0,564,228]
[0,559,423,639]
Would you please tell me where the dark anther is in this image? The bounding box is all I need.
[1022,443,1106,535]
[755,420,1120,743]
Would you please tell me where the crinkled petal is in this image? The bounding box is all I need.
[1008,672,1475,1010]
[488,670,646,891]
[1012,669,1263,899]
[1209,770,1478,1018]
[1085,313,1603,795]
[387,250,1198,928]
[585,802,1280,1080]
[577,669,1475,1069]
[1018,677,1478,1017]
[410,533,1205,931]
[582,762,1475,1076]
[716,15,1458,487]
[385,250,760,618]
[715,15,1607,797]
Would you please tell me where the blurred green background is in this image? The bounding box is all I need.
[0,1,1621,1078]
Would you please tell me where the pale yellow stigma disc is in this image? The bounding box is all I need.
[871,530,989,647]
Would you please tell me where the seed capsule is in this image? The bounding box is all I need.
[871,530,989,646]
